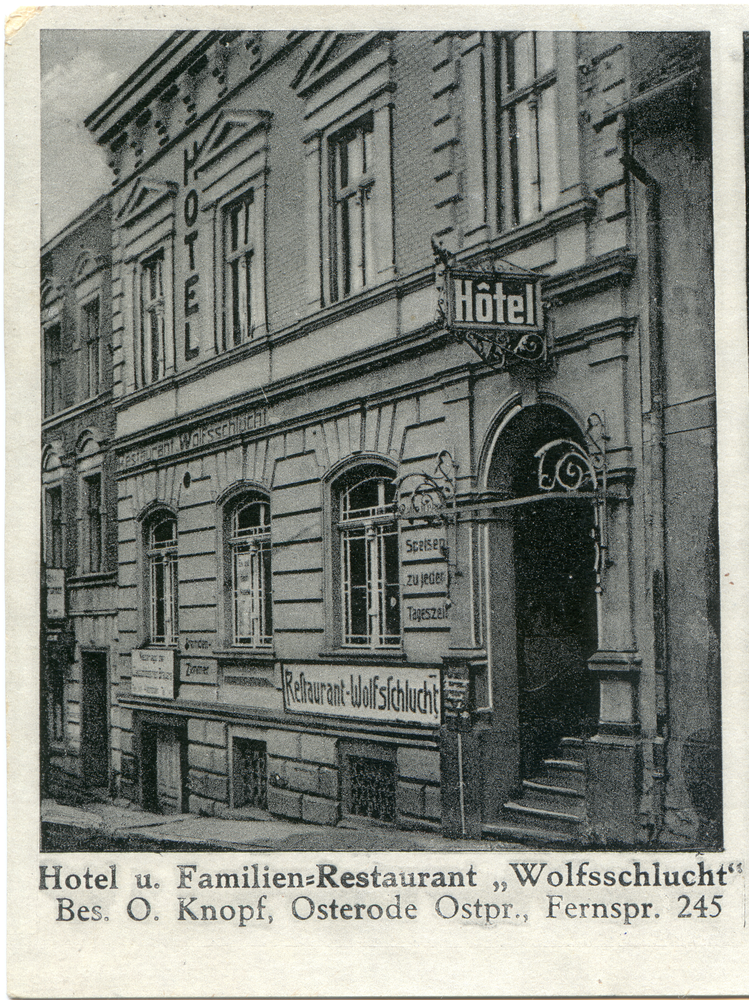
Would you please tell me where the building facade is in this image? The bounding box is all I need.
[41,196,118,799]
[43,29,717,847]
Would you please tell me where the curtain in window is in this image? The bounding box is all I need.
[148,516,178,645]
[230,498,272,645]
[339,473,400,647]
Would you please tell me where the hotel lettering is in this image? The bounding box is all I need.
[183,142,201,359]
[452,276,540,329]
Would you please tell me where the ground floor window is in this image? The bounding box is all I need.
[232,738,267,809]
[348,756,396,822]
[338,739,398,824]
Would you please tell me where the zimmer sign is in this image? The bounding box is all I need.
[284,664,441,725]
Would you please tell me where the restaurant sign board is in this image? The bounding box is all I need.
[283,663,441,726]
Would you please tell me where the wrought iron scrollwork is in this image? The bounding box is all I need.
[461,327,546,370]
[535,439,600,492]
[394,449,457,523]
[535,415,607,494]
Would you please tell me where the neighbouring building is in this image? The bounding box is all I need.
[43,29,718,847]
[41,195,117,799]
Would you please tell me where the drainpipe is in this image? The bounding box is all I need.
[620,147,668,837]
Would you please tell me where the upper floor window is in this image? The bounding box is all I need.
[330,114,375,301]
[81,296,101,398]
[83,474,103,574]
[44,323,63,417]
[496,32,559,228]
[146,512,178,645]
[45,485,64,568]
[223,192,255,349]
[336,467,400,647]
[225,495,273,647]
[140,251,166,386]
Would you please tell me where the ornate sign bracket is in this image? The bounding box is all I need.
[394,450,458,526]
[433,239,548,371]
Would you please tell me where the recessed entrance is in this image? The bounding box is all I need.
[81,650,109,787]
[484,404,598,814]
[140,719,187,814]
[514,498,598,775]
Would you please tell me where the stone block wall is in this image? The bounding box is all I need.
[187,718,229,816]
[396,746,441,830]
[266,731,341,825]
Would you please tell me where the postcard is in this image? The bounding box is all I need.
[6,5,749,996]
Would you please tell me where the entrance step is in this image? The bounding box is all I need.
[539,759,585,791]
[486,735,589,846]
[482,822,584,847]
[501,800,585,836]
[558,737,586,762]
[521,779,585,813]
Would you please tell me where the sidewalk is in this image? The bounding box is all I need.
[41,798,517,852]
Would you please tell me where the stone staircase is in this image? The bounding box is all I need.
[484,737,589,846]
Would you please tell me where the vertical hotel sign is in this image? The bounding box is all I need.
[445,263,545,367]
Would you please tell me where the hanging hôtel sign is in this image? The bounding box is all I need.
[442,261,546,367]
[283,664,441,726]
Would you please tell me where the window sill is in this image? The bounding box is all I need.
[42,390,114,429]
[318,647,407,665]
[68,571,117,588]
[213,648,275,663]
[490,194,598,257]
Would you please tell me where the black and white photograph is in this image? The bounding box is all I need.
[8,7,749,997]
[38,25,720,851]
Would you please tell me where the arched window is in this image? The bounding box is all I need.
[336,467,400,647]
[145,512,178,646]
[227,495,272,646]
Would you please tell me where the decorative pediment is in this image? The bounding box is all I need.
[191,109,272,180]
[292,31,389,97]
[73,249,110,284]
[41,277,64,312]
[117,177,177,228]
[42,441,65,475]
[76,426,107,459]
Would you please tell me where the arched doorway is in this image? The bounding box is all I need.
[484,403,599,813]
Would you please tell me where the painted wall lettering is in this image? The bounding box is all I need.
[182,146,201,360]
[283,664,441,725]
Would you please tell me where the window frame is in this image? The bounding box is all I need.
[43,321,63,417]
[329,112,376,303]
[222,189,256,351]
[82,472,104,575]
[496,31,560,230]
[44,484,64,569]
[81,294,102,399]
[331,463,401,650]
[138,249,167,387]
[222,491,273,649]
[144,510,179,647]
